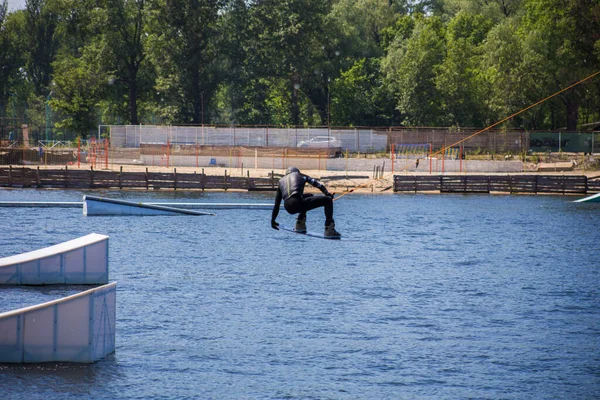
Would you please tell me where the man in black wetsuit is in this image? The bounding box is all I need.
[271,167,341,238]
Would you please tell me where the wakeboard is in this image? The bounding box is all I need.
[278,224,341,240]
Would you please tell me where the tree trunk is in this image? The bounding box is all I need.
[192,70,201,123]
[129,81,138,125]
[292,80,299,127]
[565,96,579,132]
[305,85,328,125]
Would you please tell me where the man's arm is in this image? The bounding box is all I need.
[271,188,282,229]
[304,175,332,197]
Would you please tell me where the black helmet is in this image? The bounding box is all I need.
[286,166,300,175]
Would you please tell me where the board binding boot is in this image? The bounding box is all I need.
[295,215,307,233]
[324,221,341,238]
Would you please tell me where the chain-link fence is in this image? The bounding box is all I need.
[2,124,599,170]
[107,125,389,153]
[107,124,599,154]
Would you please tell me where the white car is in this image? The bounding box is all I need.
[297,136,342,150]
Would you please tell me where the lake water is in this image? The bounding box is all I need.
[0,189,599,399]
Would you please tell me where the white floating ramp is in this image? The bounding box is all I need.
[0,233,109,285]
[573,192,600,203]
[0,282,116,363]
[83,195,217,216]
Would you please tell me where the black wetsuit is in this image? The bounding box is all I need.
[271,171,334,225]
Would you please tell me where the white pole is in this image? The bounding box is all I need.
[559,132,562,152]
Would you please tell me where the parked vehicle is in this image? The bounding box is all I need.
[297,136,342,157]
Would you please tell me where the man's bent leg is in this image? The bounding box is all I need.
[298,194,314,220]
[301,195,334,225]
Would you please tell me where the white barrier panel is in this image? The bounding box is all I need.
[0,233,109,285]
[0,282,117,363]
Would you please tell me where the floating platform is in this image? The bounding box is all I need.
[0,233,109,285]
[83,195,217,216]
[0,282,116,363]
[573,192,600,203]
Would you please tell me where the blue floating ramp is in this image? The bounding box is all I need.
[83,196,216,216]
[573,192,600,203]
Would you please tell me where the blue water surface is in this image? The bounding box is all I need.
[0,189,599,399]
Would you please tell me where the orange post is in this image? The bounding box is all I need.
[429,143,432,174]
[104,139,109,169]
[167,140,170,168]
[77,138,81,168]
[441,146,445,174]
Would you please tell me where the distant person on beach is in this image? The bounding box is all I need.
[271,166,341,238]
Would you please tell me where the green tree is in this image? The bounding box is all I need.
[101,0,150,125]
[441,0,524,20]
[480,18,536,128]
[383,15,447,125]
[331,58,397,126]
[326,0,405,127]
[49,2,107,137]
[435,11,493,127]
[50,44,106,136]
[519,0,600,130]
[0,2,27,123]
[243,0,332,126]
[10,0,61,139]
[330,0,402,59]
[216,0,267,124]
[23,0,59,97]
[146,0,222,124]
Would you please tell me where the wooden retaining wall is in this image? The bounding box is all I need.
[394,175,600,195]
[2,166,599,195]
[0,166,277,191]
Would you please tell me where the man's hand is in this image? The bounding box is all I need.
[271,220,279,230]
[326,191,335,198]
